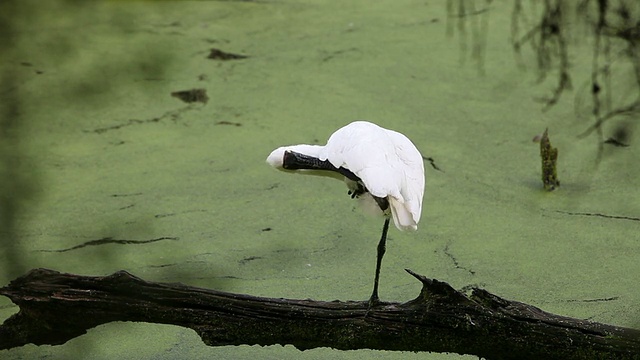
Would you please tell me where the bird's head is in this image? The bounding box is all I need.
[266,147,287,168]
[266,144,325,170]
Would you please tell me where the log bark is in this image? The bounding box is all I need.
[0,268,639,359]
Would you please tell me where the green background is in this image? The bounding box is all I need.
[1,1,638,359]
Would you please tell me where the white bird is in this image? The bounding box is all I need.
[266,120,425,306]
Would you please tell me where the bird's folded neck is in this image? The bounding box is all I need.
[282,151,361,182]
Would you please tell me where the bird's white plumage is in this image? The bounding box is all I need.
[267,120,425,231]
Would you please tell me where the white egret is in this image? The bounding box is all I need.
[266,120,425,306]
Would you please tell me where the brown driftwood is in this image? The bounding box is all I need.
[0,268,639,359]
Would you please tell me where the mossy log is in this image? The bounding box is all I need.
[1,268,639,359]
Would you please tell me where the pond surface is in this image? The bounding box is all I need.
[1,1,638,359]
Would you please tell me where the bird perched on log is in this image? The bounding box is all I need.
[267,120,425,307]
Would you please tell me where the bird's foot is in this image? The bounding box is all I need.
[365,294,382,316]
[347,182,366,199]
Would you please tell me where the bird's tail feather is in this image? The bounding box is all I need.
[389,198,418,231]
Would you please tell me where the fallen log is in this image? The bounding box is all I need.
[0,268,638,359]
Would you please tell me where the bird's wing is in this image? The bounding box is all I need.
[320,121,425,230]
[321,122,401,197]
[386,129,425,230]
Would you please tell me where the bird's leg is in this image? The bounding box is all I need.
[369,217,390,308]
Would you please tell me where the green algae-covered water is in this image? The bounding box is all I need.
[1,1,639,359]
